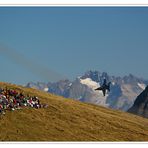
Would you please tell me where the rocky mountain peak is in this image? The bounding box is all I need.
[128,85,148,118]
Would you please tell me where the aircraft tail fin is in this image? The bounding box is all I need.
[107,82,111,92]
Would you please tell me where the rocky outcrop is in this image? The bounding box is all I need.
[128,86,148,118]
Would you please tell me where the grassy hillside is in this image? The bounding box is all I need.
[0,82,148,141]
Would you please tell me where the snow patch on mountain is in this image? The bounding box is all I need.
[80,78,99,90]
[44,87,49,92]
[138,83,146,90]
[112,82,115,85]
[69,83,72,87]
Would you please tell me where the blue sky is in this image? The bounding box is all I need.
[0,7,148,84]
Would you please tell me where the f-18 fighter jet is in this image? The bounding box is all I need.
[95,79,111,96]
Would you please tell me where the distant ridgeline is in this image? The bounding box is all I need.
[26,70,148,112]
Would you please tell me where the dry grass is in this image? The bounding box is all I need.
[0,82,148,141]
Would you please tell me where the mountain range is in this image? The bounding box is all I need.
[26,70,148,111]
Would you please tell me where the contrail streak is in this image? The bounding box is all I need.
[0,44,67,82]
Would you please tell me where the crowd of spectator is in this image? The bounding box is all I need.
[0,87,48,115]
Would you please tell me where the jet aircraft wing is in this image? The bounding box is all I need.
[95,87,102,90]
[102,89,106,96]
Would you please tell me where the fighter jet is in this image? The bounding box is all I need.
[95,79,111,96]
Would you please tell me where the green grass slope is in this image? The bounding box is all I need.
[0,82,148,141]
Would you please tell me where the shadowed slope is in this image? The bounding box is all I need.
[128,86,148,118]
[0,82,148,141]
